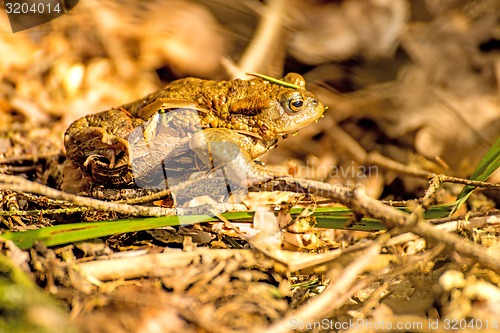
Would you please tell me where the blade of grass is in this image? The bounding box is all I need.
[1,208,349,249]
[1,214,213,249]
[2,204,456,249]
[451,136,500,215]
[245,72,301,89]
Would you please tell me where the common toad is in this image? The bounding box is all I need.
[63,73,325,194]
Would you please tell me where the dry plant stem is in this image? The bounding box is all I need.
[429,209,500,224]
[432,218,488,233]
[210,210,249,240]
[357,195,500,274]
[233,0,285,78]
[0,174,245,217]
[368,152,500,190]
[0,182,172,216]
[279,177,500,274]
[386,216,500,246]
[213,202,381,273]
[0,207,90,216]
[1,165,42,173]
[76,248,240,281]
[430,174,500,190]
[0,174,174,216]
[367,152,435,178]
[261,242,382,333]
[18,192,72,206]
[421,176,442,205]
[119,189,170,204]
[4,174,500,272]
[351,248,445,324]
[270,246,444,333]
[120,175,228,204]
[285,241,375,273]
[216,204,378,273]
[0,153,63,164]
[324,119,368,163]
[384,243,446,279]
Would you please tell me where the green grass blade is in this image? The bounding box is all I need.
[1,214,213,249]
[245,72,301,89]
[1,204,458,249]
[0,207,354,249]
[451,136,500,215]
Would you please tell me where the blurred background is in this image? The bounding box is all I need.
[0,0,499,201]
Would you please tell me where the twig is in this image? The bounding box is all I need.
[368,152,500,190]
[382,176,443,207]
[273,177,500,274]
[228,0,286,78]
[260,241,382,333]
[0,165,41,173]
[3,173,500,274]
[386,214,500,246]
[0,153,63,164]
[0,207,90,216]
[420,176,442,205]
[435,174,500,189]
[76,248,239,281]
[0,174,245,217]
[119,188,173,204]
[428,209,500,224]
[355,243,446,317]
[212,206,381,273]
[0,174,172,216]
[367,152,432,178]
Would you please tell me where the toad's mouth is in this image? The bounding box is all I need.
[276,106,327,136]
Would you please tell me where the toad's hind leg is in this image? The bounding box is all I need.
[63,109,144,188]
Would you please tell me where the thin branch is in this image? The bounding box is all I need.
[0,153,63,164]
[260,241,382,333]
[436,174,500,189]
[3,173,500,274]
[228,0,286,78]
[272,177,500,274]
[428,209,500,224]
[0,174,245,217]
[368,152,500,189]
[367,152,432,178]
[0,207,89,216]
[77,248,239,281]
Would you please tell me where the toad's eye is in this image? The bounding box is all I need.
[287,96,304,113]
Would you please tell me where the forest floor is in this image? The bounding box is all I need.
[0,1,499,332]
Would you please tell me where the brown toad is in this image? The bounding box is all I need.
[63,73,325,194]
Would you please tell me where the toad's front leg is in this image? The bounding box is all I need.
[188,128,287,188]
